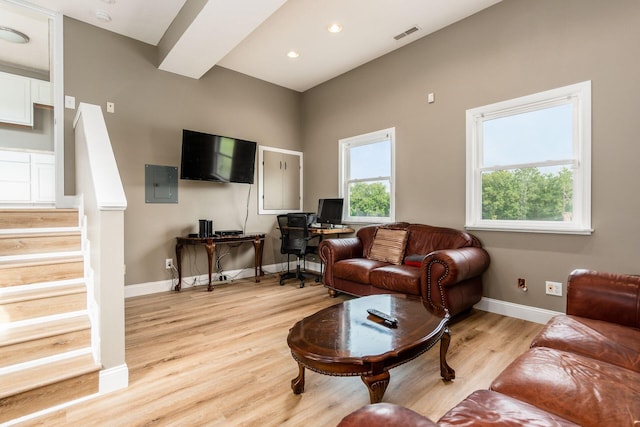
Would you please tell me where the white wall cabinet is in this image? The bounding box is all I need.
[31,79,53,107]
[0,150,55,204]
[0,72,33,126]
[0,71,53,127]
[258,146,303,214]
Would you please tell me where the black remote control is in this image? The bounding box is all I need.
[367,308,398,327]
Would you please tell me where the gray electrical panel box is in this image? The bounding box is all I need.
[145,164,178,203]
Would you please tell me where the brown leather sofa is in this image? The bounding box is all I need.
[337,269,640,427]
[318,223,490,317]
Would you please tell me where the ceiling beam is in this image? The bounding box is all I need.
[157,0,287,79]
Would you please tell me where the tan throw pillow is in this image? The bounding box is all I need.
[367,228,409,265]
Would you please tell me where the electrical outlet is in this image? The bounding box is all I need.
[546,281,562,296]
[165,258,173,269]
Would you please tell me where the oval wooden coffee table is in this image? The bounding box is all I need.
[286,294,455,403]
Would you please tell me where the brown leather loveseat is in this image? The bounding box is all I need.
[338,269,640,427]
[318,223,490,317]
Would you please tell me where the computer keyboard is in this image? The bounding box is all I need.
[310,223,346,229]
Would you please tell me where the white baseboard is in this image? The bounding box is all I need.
[474,297,563,324]
[124,263,285,299]
[125,267,558,325]
[99,363,129,394]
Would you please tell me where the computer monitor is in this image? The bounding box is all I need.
[316,198,344,225]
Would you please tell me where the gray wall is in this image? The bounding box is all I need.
[301,0,640,312]
[0,107,54,152]
[63,18,302,286]
[63,0,640,312]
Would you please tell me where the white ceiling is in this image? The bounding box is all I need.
[1,0,502,92]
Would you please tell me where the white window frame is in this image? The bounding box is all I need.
[465,81,592,234]
[339,127,396,224]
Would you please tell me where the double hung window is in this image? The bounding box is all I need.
[339,128,395,224]
[465,81,591,234]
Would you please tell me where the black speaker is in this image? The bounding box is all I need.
[199,219,209,237]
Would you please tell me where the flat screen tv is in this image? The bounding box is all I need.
[180,129,257,184]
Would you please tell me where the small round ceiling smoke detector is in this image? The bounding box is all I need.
[0,26,30,43]
[95,10,112,23]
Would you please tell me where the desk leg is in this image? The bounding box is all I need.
[252,237,264,283]
[175,242,183,291]
[204,241,215,292]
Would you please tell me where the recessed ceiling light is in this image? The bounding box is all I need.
[327,23,343,33]
[0,26,30,44]
[95,10,112,23]
[287,50,300,59]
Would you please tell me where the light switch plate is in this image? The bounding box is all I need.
[64,95,75,109]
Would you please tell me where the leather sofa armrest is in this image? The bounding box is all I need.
[567,269,640,328]
[337,403,439,427]
[319,237,363,263]
[319,238,364,288]
[422,247,491,287]
[421,247,490,315]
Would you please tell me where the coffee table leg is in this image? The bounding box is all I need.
[361,371,390,403]
[440,328,456,381]
[291,362,305,394]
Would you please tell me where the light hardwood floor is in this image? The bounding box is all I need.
[21,275,542,426]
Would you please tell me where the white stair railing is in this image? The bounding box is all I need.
[73,103,128,393]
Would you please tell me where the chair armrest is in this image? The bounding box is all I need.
[337,403,439,427]
[567,269,640,328]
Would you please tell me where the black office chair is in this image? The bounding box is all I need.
[277,213,321,288]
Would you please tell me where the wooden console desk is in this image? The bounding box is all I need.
[309,226,354,237]
[175,233,265,292]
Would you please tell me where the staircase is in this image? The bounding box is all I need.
[0,208,100,423]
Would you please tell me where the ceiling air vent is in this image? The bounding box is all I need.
[393,26,420,41]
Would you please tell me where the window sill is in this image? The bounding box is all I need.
[465,224,593,235]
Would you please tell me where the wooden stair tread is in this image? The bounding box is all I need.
[0,353,99,399]
[0,282,86,305]
[0,315,90,347]
[0,256,84,269]
[0,209,77,214]
[0,231,80,238]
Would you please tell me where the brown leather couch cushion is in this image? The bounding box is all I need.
[333,258,388,285]
[370,264,421,295]
[531,314,640,372]
[437,390,579,427]
[490,347,640,427]
[405,224,477,255]
[338,403,439,427]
